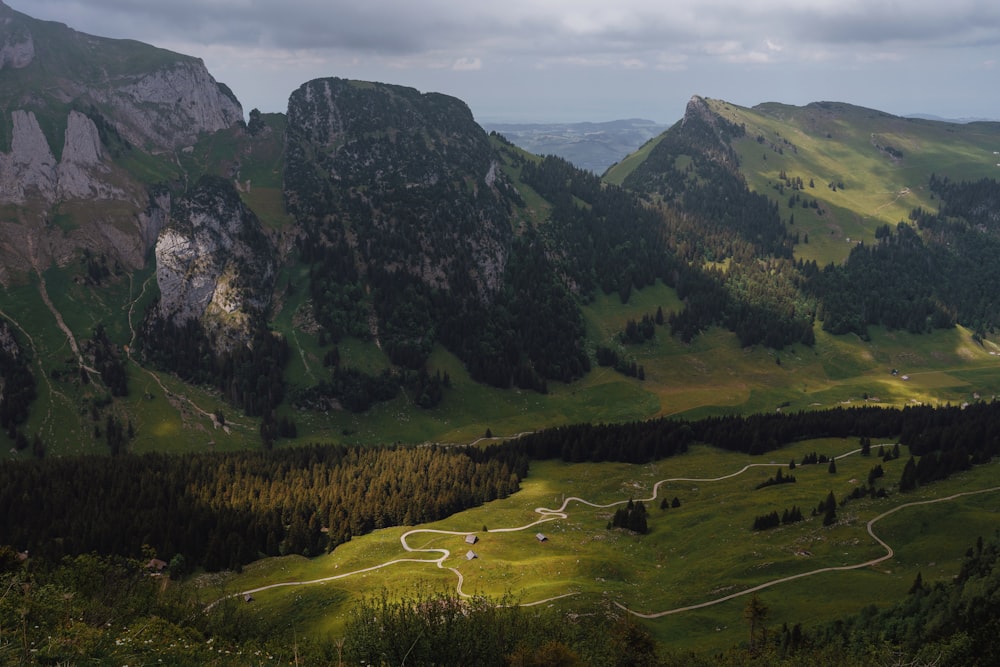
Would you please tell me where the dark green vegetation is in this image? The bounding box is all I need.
[4,397,1000,663]
[5,6,1000,663]
[0,320,35,446]
[2,400,996,582]
[812,175,1000,338]
[0,443,524,572]
[5,83,1000,452]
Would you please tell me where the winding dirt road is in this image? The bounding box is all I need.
[616,484,1000,619]
[207,446,1000,619]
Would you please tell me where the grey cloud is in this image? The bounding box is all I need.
[17,0,1000,122]
[26,0,1000,61]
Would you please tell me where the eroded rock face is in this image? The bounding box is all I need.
[0,3,244,282]
[154,177,276,351]
[0,110,122,203]
[0,19,33,69]
[3,110,56,200]
[94,61,243,151]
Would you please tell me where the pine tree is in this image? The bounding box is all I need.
[744,593,769,655]
[899,456,918,492]
[822,491,837,526]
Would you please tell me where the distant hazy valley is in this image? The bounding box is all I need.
[482,118,668,173]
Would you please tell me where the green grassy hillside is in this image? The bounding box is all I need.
[9,255,1000,456]
[5,96,1000,458]
[203,440,1000,656]
[707,99,1000,265]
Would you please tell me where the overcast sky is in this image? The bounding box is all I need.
[21,0,1000,123]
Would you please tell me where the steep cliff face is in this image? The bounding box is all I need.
[0,1,243,283]
[0,2,242,154]
[0,109,122,202]
[153,177,276,350]
[85,60,243,151]
[285,77,517,301]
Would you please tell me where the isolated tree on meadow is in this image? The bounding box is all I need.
[744,593,769,655]
[822,490,837,526]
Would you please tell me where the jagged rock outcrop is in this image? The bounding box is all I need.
[1,110,56,199]
[0,109,122,202]
[679,95,744,169]
[153,176,276,350]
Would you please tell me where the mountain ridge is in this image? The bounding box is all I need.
[2,3,1000,457]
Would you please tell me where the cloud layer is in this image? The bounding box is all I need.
[21,1,1000,121]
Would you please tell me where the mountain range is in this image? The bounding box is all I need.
[2,1,1000,457]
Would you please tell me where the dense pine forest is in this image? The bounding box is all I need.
[0,443,525,572]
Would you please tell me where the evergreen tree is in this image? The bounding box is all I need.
[743,593,769,656]
[822,491,837,526]
[899,456,918,491]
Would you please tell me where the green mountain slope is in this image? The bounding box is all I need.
[5,0,1000,458]
[712,97,1000,265]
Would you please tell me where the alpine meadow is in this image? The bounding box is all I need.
[4,1,1000,664]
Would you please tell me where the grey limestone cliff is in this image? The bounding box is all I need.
[0,1,244,283]
[88,60,243,152]
[153,177,276,350]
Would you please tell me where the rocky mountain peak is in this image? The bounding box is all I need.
[285,77,517,301]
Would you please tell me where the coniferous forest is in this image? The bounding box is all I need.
[0,443,525,572]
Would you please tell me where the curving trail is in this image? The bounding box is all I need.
[0,307,72,441]
[208,445,999,619]
[121,275,246,434]
[124,274,154,351]
[616,484,1000,618]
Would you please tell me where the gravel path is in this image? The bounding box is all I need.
[207,445,1000,618]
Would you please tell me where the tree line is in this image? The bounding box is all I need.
[0,442,527,572]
